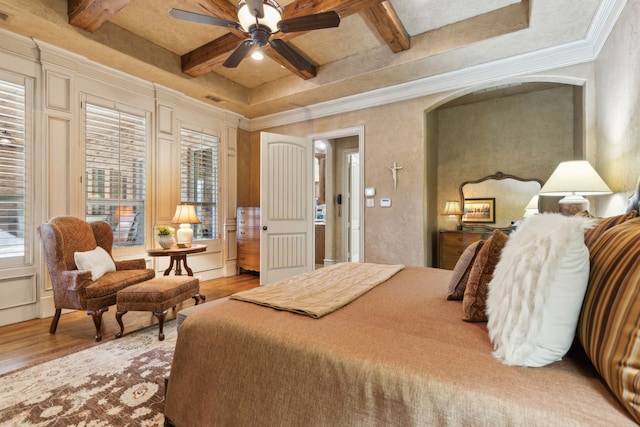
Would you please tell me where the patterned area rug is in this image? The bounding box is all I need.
[0,323,177,427]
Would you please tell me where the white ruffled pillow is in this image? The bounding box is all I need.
[486,213,591,367]
[74,246,116,281]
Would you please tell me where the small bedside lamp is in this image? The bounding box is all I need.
[539,161,612,216]
[441,200,463,230]
[172,204,200,246]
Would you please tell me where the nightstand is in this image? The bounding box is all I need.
[438,230,492,270]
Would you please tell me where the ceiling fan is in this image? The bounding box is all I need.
[169,0,340,71]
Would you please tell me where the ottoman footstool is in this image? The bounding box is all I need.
[115,276,204,340]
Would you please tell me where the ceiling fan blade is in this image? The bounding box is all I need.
[269,39,312,71]
[277,11,340,33]
[245,0,265,19]
[223,40,254,68]
[169,8,241,31]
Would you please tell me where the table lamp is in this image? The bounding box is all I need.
[441,200,463,230]
[523,195,539,217]
[172,204,200,246]
[539,160,612,216]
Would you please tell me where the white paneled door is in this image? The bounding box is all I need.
[260,132,314,285]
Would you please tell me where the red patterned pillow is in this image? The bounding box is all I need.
[462,229,508,321]
[578,216,640,423]
[446,240,485,300]
[583,210,638,249]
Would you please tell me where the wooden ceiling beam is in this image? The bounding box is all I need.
[68,0,133,32]
[180,0,238,22]
[182,33,248,77]
[282,0,385,19]
[360,1,409,53]
[180,0,391,78]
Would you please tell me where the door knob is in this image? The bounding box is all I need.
[263,226,268,230]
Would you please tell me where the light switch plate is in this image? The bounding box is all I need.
[364,187,375,197]
[366,199,375,207]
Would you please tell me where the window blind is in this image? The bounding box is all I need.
[85,103,146,247]
[179,128,219,240]
[0,79,26,259]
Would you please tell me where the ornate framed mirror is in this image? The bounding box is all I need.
[459,171,542,231]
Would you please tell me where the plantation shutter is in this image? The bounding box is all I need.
[0,78,26,259]
[179,128,219,240]
[85,102,146,247]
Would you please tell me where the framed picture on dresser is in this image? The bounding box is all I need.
[463,198,495,224]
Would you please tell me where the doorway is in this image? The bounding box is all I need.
[343,150,360,262]
[311,126,364,266]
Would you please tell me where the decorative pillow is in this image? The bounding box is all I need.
[74,246,116,281]
[583,210,637,249]
[486,214,591,367]
[446,240,485,300]
[578,216,640,424]
[462,229,508,321]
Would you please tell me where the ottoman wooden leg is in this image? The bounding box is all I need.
[115,310,128,338]
[153,309,169,341]
[192,293,206,305]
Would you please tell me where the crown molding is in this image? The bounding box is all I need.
[250,0,626,131]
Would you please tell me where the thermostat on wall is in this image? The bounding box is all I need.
[380,198,391,207]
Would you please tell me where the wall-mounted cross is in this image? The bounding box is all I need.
[387,162,403,190]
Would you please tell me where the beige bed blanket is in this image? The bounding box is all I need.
[166,266,635,426]
[230,262,404,318]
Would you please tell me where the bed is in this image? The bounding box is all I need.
[164,240,640,427]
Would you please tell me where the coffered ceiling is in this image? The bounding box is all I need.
[0,0,605,119]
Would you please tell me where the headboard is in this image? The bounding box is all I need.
[626,176,640,213]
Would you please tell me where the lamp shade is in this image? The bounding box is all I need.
[172,204,200,224]
[237,0,282,33]
[441,200,462,216]
[523,195,539,217]
[539,161,612,196]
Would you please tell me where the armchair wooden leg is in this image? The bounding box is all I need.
[88,307,108,342]
[49,308,62,334]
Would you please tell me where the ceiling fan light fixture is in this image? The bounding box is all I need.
[237,0,282,33]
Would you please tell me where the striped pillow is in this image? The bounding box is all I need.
[578,216,640,424]
[583,210,638,249]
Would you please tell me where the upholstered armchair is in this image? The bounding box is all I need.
[38,216,155,341]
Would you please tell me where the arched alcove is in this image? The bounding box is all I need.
[424,81,584,267]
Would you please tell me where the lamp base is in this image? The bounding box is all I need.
[445,215,459,231]
[558,195,589,216]
[176,224,194,245]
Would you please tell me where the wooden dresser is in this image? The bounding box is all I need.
[237,207,260,272]
[438,230,492,270]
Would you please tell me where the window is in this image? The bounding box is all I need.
[84,102,147,247]
[0,77,28,260]
[179,128,219,240]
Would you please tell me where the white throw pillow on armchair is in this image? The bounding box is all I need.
[486,213,592,367]
[74,246,116,281]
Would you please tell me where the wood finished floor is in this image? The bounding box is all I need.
[0,273,260,376]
